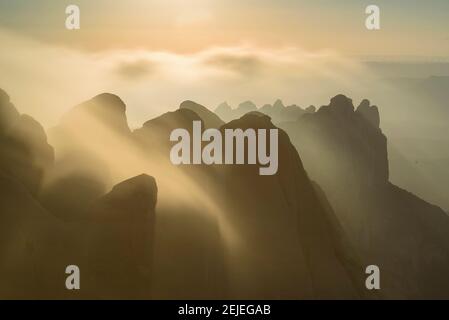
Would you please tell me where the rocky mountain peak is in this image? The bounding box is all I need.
[61,93,130,134]
[273,99,285,109]
[356,99,380,128]
[237,100,257,112]
[328,94,355,113]
[180,100,224,129]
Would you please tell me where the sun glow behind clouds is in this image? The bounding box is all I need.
[0,28,375,129]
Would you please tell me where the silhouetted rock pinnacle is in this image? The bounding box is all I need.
[43,93,132,220]
[214,112,367,299]
[273,99,285,109]
[280,95,449,298]
[356,99,380,128]
[0,88,20,133]
[60,93,130,134]
[87,174,157,299]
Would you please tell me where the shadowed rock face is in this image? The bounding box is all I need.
[280,94,449,299]
[132,108,228,299]
[0,89,366,299]
[86,174,157,299]
[211,113,366,299]
[0,91,54,195]
[216,99,310,124]
[60,93,130,135]
[132,106,365,299]
[6,87,447,299]
[282,94,388,194]
[0,89,20,133]
[136,108,201,137]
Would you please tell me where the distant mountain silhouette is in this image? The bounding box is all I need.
[132,107,227,299]
[215,99,313,124]
[211,113,368,299]
[382,75,449,211]
[280,94,449,299]
[0,89,54,196]
[180,100,224,129]
[1,87,448,299]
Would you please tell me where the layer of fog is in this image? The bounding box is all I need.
[1,28,448,210]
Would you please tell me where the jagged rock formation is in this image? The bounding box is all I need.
[132,101,366,298]
[42,93,132,220]
[237,100,257,114]
[3,87,447,300]
[357,99,380,128]
[215,99,311,124]
[180,100,224,129]
[133,108,203,156]
[86,174,157,299]
[0,90,54,195]
[282,94,388,192]
[280,94,449,299]
[210,113,367,299]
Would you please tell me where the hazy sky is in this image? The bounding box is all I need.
[0,0,448,128]
[0,0,448,57]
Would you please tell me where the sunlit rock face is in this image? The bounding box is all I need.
[216,99,308,124]
[8,88,442,299]
[0,89,368,299]
[42,93,133,221]
[0,88,19,133]
[133,105,366,299]
[131,107,227,299]
[282,94,388,195]
[280,94,449,299]
[356,99,380,128]
[0,90,65,299]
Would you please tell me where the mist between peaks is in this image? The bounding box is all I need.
[170,121,279,175]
